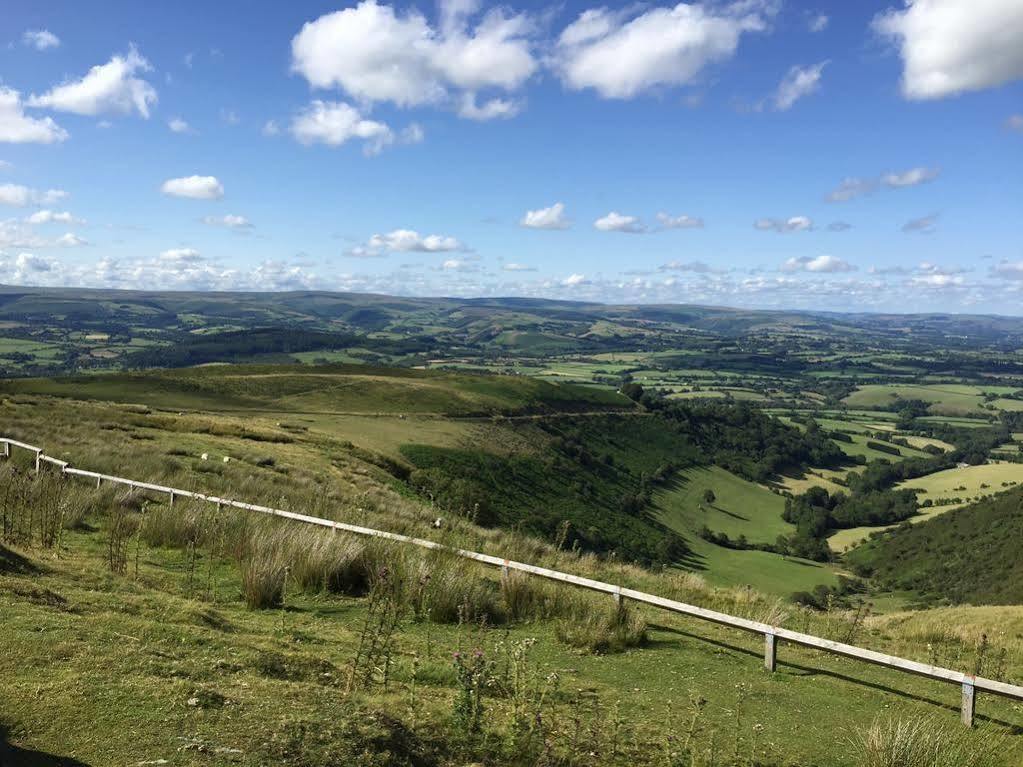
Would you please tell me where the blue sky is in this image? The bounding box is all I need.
[1,0,1022,313]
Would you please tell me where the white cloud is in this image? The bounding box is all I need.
[202,214,252,229]
[400,123,425,145]
[262,120,281,137]
[882,166,940,187]
[353,229,466,257]
[160,175,224,200]
[808,14,829,33]
[910,272,962,287]
[782,254,856,273]
[0,87,69,144]
[168,117,194,134]
[29,46,157,118]
[991,261,1023,280]
[773,61,827,110]
[290,100,393,154]
[594,211,645,233]
[555,3,771,99]
[827,166,940,201]
[658,260,713,272]
[561,272,587,286]
[23,30,60,51]
[26,210,82,225]
[503,262,536,271]
[160,247,203,262]
[902,213,938,233]
[458,93,521,121]
[656,212,704,229]
[520,202,569,230]
[1007,114,1023,132]
[826,177,876,202]
[873,0,1023,100]
[754,216,812,232]
[0,184,67,207]
[291,0,535,112]
[55,232,87,247]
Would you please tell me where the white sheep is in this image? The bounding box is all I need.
[222,456,230,463]
[201,453,209,461]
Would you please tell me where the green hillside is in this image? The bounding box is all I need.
[849,488,1023,605]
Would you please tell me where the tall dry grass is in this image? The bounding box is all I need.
[855,715,1005,767]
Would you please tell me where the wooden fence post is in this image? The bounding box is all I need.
[764,633,777,672]
[962,679,975,727]
[168,491,175,508]
[2,441,9,459]
[34,450,41,473]
[96,476,102,489]
[613,585,622,607]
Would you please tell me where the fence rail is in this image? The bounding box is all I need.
[3,434,1019,727]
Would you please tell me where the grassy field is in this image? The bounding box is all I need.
[653,466,792,544]
[828,462,1023,552]
[3,494,1020,765]
[843,383,1023,415]
[899,462,1023,504]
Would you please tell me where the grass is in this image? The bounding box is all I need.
[652,466,793,544]
[897,462,1022,505]
[3,496,1022,765]
[843,383,1022,416]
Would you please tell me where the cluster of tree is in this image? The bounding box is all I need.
[866,440,901,456]
[126,328,432,369]
[780,485,919,561]
[642,401,846,483]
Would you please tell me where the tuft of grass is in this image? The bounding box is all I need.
[855,715,1005,767]
[556,600,648,654]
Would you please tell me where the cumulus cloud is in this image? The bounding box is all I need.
[0,184,67,207]
[29,46,157,118]
[457,93,522,121]
[502,262,536,271]
[26,210,82,225]
[168,117,194,134]
[348,228,467,257]
[23,30,60,51]
[520,202,569,230]
[873,0,1023,100]
[656,212,704,229]
[808,14,829,32]
[0,87,69,144]
[262,120,281,137]
[782,254,856,273]
[54,232,87,247]
[291,0,536,113]
[555,3,772,99]
[290,100,399,155]
[902,213,938,233]
[561,273,587,286]
[754,216,812,232]
[160,175,224,200]
[594,211,645,233]
[773,61,827,110]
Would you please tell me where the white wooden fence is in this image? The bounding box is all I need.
[3,434,1020,728]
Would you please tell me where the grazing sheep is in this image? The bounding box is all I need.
[201,453,209,461]
[432,517,443,529]
[222,456,230,463]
